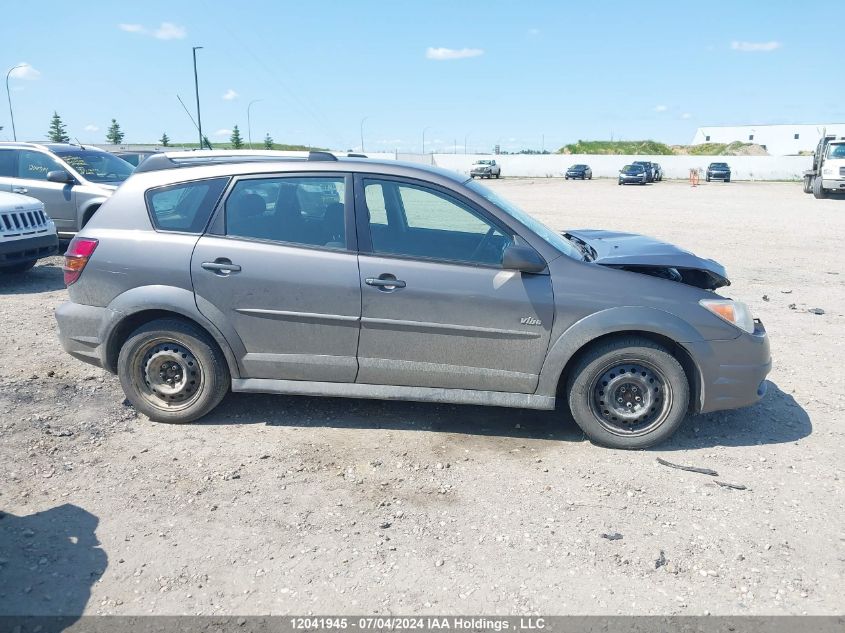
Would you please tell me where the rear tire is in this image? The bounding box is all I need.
[803,176,813,193]
[495,173,500,179]
[813,177,827,199]
[118,319,230,424]
[565,336,689,449]
[0,260,37,274]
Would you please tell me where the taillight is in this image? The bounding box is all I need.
[63,237,98,286]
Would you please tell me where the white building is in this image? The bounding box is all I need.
[691,123,845,155]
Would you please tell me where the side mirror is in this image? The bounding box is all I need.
[47,170,73,184]
[502,245,546,273]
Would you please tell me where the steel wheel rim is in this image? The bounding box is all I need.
[588,358,673,437]
[135,338,204,412]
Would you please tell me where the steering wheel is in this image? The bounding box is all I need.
[469,226,499,263]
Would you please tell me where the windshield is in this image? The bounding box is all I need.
[827,144,845,159]
[474,160,492,165]
[570,164,585,169]
[466,179,582,260]
[710,162,728,168]
[623,165,643,173]
[54,150,134,183]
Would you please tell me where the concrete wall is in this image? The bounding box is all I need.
[426,154,811,181]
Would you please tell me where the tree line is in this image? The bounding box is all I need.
[47,112,274,149]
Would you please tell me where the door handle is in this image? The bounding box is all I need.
[365,276,406,290]
[12,187,27,194]
[202,259,242,275]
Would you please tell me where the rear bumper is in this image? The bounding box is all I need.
[686,321,772,414]
[0,232,59,265]
[55,301,122,371]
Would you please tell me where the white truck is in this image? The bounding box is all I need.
[803,134,845,199]
[0,191,58,273]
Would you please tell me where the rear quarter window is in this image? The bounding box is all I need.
[145,177,229,233]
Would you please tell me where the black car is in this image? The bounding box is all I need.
[618,164,647,185]
[565,164,592,180]
[706,162,731,182]
[632,161,656,183]
[652,163,664,181]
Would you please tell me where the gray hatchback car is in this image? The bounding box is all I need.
[55,151,771,449]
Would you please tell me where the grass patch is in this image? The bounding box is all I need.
[559,140,675,155]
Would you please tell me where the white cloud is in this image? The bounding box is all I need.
[731,40,781,52]
[654,104,668,112]
[681,113,693,120]
[425,47,484,61]
[153,22,187,40]
[222,89,239,101]
[8,63,40,80]
[119,21,187,40]
[214,129,232,137]
[84,124,99,132]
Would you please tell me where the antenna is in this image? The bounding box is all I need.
[177,94,213,149]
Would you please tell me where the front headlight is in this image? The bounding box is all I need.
[699,299,755,334]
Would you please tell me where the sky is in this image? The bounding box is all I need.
[1,0,842,153]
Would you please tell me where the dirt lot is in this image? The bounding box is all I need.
[1,179,843,616]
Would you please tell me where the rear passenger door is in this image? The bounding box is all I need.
[191,173,362,382]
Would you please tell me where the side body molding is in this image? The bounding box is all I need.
[535,306,708,398]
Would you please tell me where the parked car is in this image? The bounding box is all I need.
[618,164,648,185]
[0,142,134,238]
[0,191,58,273]
[470,159,501,179]
[55,151,770,450]
[652,163,664,181]
[565,164,592,180]
[632,161,656,183]
[706,162,731,182]
[111,150,160,167]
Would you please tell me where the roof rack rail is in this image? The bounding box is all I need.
[134,151,315,174]
[307,151,337,161]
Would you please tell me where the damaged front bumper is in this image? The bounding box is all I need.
[686,320,771,414]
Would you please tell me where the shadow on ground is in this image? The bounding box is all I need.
[200,380,810,449]
[0,261,66,295]
[0,503,106,623]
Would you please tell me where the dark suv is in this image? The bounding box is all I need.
[55,151,770,449]
[706,163,731,182]
[632,161,656,183]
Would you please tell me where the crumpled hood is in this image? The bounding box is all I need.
[564,229,730,290]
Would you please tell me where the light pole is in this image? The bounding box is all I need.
[359,116,369,152]
[422,126,431,155]
[247,99,263,149]
[5,64,25,142]
[192,46,204,149]
[464,134,468,154]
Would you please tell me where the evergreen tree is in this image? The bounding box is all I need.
[47,111,70,143]
[263,133,274,150]
[159,132,171,147]
[230,125,243,149]
[106,119,125,144]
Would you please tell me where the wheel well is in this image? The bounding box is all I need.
[555,330,701,413]
[105,309,226,374]
[81,205,100,227]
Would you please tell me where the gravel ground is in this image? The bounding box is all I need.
[0,179,843,616]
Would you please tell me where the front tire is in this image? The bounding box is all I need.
[813,177,827,199]
[118,319,230,423]
[566,336,689,449]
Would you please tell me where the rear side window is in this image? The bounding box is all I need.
[145,177,229,233]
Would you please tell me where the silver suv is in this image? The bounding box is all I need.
[0,142,134,238]
[55,151,771,449]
